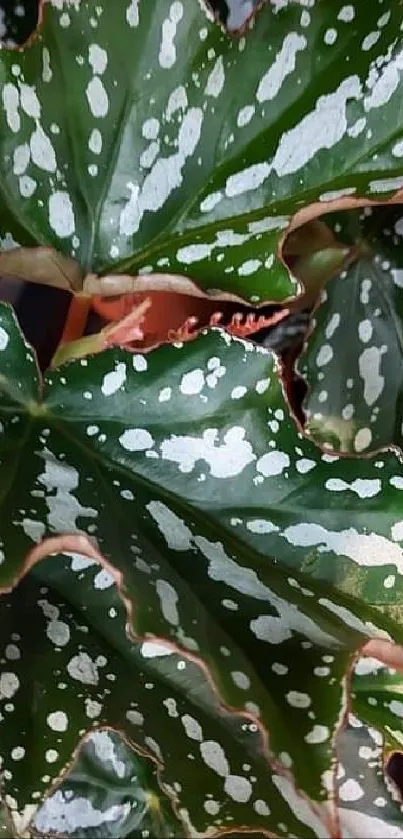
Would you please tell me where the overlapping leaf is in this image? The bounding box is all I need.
[353,655,403,753]
[0,558,398,838]
[1,0,403,301]
[0,571,287,836]
[298,206,403,455]
[3,298,403,617]
[2,301,403,834]
[0,556,363,838]
[33,728,183,838]
[334,718,403,837]
[4,289,403,615]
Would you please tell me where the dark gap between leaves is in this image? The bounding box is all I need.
[0,279,72,370]
[0,0,40,47]
[386,751,403,798]
[201,0,267,33]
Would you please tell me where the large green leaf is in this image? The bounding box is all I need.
[1,558,401,838]
[2,297,403,617]
[2,300,403,834]
[0,558,369,837]
[2,0,403,300]
[0,571,292,837]
[298,206,403,455]
[2,0,403,834]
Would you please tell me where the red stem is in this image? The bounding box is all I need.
[59,294,92,346]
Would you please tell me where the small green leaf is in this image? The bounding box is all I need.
[335,718,403,836]
[34,729,183,838]
[298,206,403,455]
[353,655,403,752]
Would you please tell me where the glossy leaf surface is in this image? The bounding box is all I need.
[335,718,403,837]
[1,0,403,301]
[299,206,403,455]
[3,298,403,614]
[2,0,403,830]
[1,301,402,835]
[0,559,361,837]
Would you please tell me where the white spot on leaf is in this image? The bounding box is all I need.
[256,33,306,103]
[205,56,225,98]
[0,672,19,699]
[101,361,127,396]
[160,426,255,478]
[147,501,192,551]
[305,725,329,744]
[256,451,290,477]
[67,652,99,685]
[86,77,109,118]
[224,775,252,803]
[200,740,229,777]
[0,327,9,351]
[47,711,68,732]
[119,428,154,451]
[48,191,75,238]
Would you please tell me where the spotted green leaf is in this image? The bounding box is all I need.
[1,571,291,837]
[33,728,184,838]
[2,300,403,835]
[3,298,403,615]
[0,561,366,838]
[2,0,403,301]
[298,206,403,455]
[352,655,403,752]
[334,717,403,836]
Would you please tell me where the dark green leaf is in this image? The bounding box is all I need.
[1,0,403,300]
[0,564,353,837]
[335,718,403,836]
[298,206,403,454]
[1,300,400,834]
[353,654,403,752]
[3,299,403,617]
[34,729,183,838]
